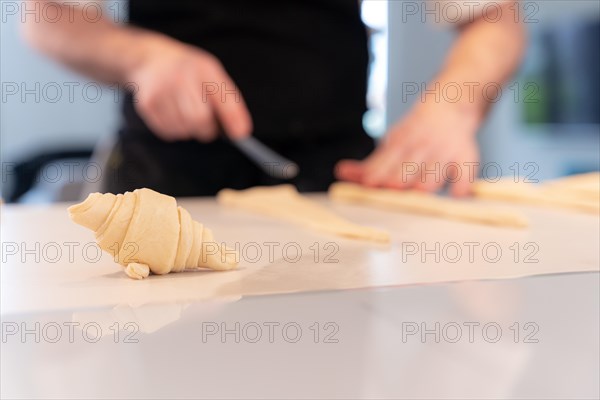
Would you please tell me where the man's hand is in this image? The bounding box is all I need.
[336,1,525,197]
[22,2,252,143]
[336,99,482,197]
[129,37,252,142]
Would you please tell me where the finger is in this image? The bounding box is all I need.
[375,125,424,189]
[179,90,218,142]
[391,146,428,189]
[450,147,479,198]
[335,159,365,182]
[414,158,446,193]
[412,144,452,192]
[443,161,461,183]
[162,100,191,138]
[194,111,218,142]
[362,147,401,187]
[136,97,187,141]
[208,69,253,139]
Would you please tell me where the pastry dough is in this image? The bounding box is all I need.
[543,172,600,202]
[69,188,238,279]
[329,182,528,228]
[217,185,390,243]
[473,178,599,214]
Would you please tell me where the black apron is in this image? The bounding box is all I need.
[104,0,374,196]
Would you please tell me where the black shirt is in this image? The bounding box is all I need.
[123,0,370,140]
[107,0,374,195]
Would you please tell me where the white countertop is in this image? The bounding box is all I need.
[1,195,599,399]
[1,194,598,315]
[1,274,598,399]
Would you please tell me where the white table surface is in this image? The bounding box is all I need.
[1,274,598,399]
[1,195,599,398]
[1,195,598,314]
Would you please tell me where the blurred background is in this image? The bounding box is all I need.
[1,0,599,203]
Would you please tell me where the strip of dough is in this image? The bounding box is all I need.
[329,182,528,228]
[217,185,390,243]
[543,172,600,202]
[473,179,599,215]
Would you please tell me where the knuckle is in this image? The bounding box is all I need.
[136,93,159,113]
[199,56,221,76]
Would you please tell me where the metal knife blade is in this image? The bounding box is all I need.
[231,137,299,180]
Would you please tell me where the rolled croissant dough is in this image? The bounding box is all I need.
[544,172,600,202]
[69,188,238,279]
[473,177,599,214]
[217,185,390,242]
[329,182,528,228]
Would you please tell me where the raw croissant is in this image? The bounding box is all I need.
[68,188,238,279]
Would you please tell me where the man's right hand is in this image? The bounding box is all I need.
[128,36,253,142]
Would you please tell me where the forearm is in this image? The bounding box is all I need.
[21,2,170,84]
[433,2,526,115]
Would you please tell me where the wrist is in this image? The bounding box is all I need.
[429,73,489,119]
[119,29,182,83]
